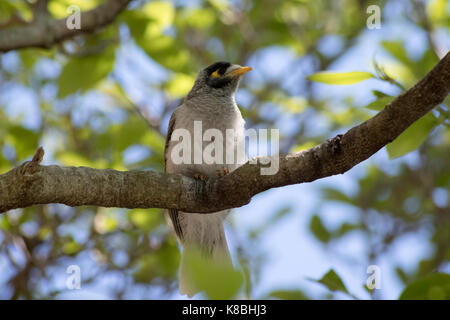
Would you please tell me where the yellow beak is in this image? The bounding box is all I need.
[226,66,253,77]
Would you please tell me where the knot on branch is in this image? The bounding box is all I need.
[19,147,44,176]
[327,134,343,155]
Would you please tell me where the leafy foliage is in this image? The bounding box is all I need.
[399,273,450,300]
[307,71,374,85]
[0,0,448,300]
[183,249,243,299]
[311,269,350,295]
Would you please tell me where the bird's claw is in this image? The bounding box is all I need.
[193,173,207,181]
[216,166,229,177]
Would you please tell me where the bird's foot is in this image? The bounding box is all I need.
[193,173,207,181]
[216,166,230,177]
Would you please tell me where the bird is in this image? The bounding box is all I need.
[164,61,252,297]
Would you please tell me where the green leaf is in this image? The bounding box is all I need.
[133,240,180,283]
[307,71,374,85]
[128,208,163,232]
[381,41,410,66]
[291,141,316,152]
[62,237,82,255]
[49,0,101,19]
[183,248,243,299]
[372,90,391,98]
[337,223,360,237]
[364,96,395,111]
[5,125,39,160]
[166,73,195,98]
[94,210,119,234]
[138,34,191,73]
[311,269,349,295]
[57,48,115,98]
[322,188,355,205]
[142,1,175,31]
[178,8,216,30]
[386,112,438,159]
[100,116,149,153]
[0,216,12,231]
[267,290,308,300]
[399,273,450,300]
[310,215,331,243]
[426,0,448,25]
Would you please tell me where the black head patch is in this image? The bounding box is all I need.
[205,61,231,76]
[205,61,232,88]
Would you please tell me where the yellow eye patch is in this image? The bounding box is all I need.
[211,69,221,78]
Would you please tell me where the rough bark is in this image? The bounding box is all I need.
[0,0,130,53]
[0,51,449,214]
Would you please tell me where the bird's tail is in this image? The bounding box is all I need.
[178,212,232,297]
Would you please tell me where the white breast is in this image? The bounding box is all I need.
[166,101,246,178]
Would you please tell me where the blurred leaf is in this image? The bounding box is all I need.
[310,215,331,243]
[291,141,316,152]
[94,210,119,234]
[62,237,82,255]
[134,240,180,283]
[0,216,12,230]
[128,208,162,232]
[49,0,102,19]
[322,188,355,205]
[20,49,54,70]
[142,130,165,155]
[57,48,115,98]
[121,10,150,39]
[142,1,175,31]
[5,125,39,160]
[0,0,32,22]
[0,151,11,173]
[166,73,195,98]
[125,4,189,73]
[417,49,440,78]
[307,71,374,85]
[269,206,291,224]
[386,112,438,158]
[372,90,391,98]
[184,248,243,299]
[395,266,408,285]
[364,96,395,111]
[267,289,308,300]
[56,151,107,168]
[426,0,449,25]
[38,226,52,240]
[310,269,350,295]
[399,273,450,300]
[381,41,410,66]
[99,116,149,153]
[178,8,216,30]
[138,34,191,73]
[275,95,308,114]
[337,223,360,237]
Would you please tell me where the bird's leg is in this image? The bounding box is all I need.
[216,166,230,177]
[193,173,207,181]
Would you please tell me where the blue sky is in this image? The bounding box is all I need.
[1,0,449,299]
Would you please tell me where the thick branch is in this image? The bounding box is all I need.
[0,0,130,52]
[0,52,449,214]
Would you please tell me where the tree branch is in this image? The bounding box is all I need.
[0,51,449,214]
[0,0,131,53]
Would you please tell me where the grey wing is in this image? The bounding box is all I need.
[164,110,177,169]
[164,110,184,241]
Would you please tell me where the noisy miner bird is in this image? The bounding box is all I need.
[164,61,252,297]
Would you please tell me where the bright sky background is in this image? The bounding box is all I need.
[1,0,449,300]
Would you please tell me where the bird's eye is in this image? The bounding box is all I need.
[211,69,221,78]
